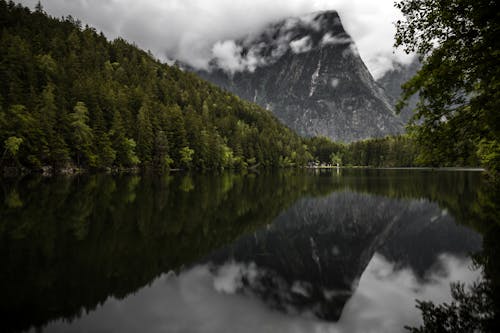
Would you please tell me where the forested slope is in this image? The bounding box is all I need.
[0,1,310,171]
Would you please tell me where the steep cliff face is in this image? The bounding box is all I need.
[194,11,404,142]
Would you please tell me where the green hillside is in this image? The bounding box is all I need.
[0,1,311,172]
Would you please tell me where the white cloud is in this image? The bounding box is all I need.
[213,261,259,293]
[290,36,312,54]
[211,40,244,73]
[321,32,352,46]
[211,40,267,73]
[337,254,480,331]
[18,0,414,78]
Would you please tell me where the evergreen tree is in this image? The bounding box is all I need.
[153,130,172,171]
[136,102,154,165]
[91,106,116,168]
[69,101,93,167]
[0,136,23,166]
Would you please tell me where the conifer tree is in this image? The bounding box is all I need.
[69,101,93,167]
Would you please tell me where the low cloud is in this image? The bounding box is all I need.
[18,0,414,78]
[211,40,245,73]
[321,32,352,46]
[290,36,313,54]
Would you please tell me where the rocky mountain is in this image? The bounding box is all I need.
[191,11,404,142]
[377,57,421,123]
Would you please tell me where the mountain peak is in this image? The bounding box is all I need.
[206,10,351,74]
[195,10,403,142]
[311,10,342,28]
[280,10,341,30]
[258,10,347,50]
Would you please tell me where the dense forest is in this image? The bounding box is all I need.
[307,135,420,168]
[0,1,312,172]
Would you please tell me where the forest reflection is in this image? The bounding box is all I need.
[0,169,495,332]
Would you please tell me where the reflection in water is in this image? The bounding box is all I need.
[1,172,314,333]
[206,191,481,321]
[43,254,480,333]
[406,179,500,332]
[341,254,479,332]
[0,169,491,332]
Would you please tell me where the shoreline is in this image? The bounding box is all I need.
[1,165,486,179]
[305,166,485,172]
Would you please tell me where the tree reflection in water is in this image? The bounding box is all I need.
[0,169,496,332]
[406,179,500,332]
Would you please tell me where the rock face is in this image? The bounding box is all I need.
[377,57,421,123]
[193,11,404,142]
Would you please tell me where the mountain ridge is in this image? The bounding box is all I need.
[189,10,404,142]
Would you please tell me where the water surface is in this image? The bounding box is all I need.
[0,169,493,332]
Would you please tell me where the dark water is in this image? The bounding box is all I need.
[0,169,496,332]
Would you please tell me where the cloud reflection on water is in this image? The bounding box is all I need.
[43,253,481,333]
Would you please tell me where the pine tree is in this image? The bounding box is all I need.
[36,83,69,167]
[69,101,93,167]
[91,106,115,168]
[136,102,154,165]
[153,130,172,171]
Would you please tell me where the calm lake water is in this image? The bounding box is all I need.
[0,169,496,332]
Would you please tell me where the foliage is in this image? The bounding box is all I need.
[4,136,23,157]
[306,135,421,167]
[330,152,341,166]
[179,146,194,169]
[1,136,23,166]
[406,281,494,332]
[69,102,93,166]
[395,0,499,176]
[0,0,307,171]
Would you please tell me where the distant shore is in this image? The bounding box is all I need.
[1,165,486,178]
[305,166,485,172]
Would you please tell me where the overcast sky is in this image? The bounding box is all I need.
[18,0,414,78]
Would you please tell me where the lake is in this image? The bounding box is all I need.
[1,169,497,332]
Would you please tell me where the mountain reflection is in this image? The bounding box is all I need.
[42,254,480,333]
[0,169,487,332]
[205,191,481,321]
